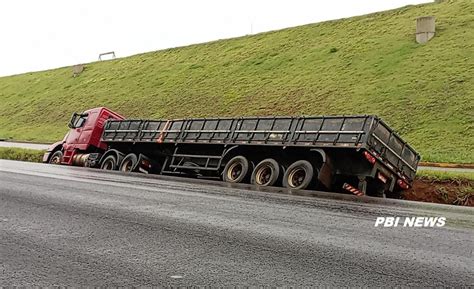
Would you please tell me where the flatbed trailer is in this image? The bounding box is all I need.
[43,107,420,197]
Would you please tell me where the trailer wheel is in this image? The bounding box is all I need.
[283,160,314,190]
[119,153,138,172]
[251,158,280,186]
[223,156,250,183]
[48,151,63,164]
[100,155,118,170]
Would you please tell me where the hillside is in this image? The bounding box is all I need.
[0,0,473,163]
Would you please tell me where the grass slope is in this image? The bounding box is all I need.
[0,0,472,163]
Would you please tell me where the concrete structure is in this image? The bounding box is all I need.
[416,16,436,44]
[72,64,84,77]
[99,51,116,61]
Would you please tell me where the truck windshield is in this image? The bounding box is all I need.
[69,113,89,128]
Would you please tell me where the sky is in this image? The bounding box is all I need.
[0,0,432,77]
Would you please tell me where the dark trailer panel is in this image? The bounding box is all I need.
[103,115,372,147]
[102,115,420,194]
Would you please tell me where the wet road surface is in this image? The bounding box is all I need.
[0,141,49,150]
[0,160,473,286]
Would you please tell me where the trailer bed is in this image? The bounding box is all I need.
[102,115,420,181]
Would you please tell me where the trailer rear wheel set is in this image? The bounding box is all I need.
[284,160,315,190]
[251,158,280,187]
[223,155,250,183]
[218,154,316,190]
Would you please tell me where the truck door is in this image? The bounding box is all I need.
[77,111,98,146]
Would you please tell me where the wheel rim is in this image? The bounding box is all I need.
[121,159,133,172]
[255,165,272,185]
[103,159,114,170]
[288,167,306,188]
[227,162,243,181]
[50,155,61,164]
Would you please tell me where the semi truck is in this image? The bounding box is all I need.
[43,107,420,197]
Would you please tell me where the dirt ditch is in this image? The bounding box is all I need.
[402,177,473,206]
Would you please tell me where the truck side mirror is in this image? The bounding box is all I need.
[68,113,78,129]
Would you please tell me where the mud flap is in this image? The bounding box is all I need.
[311,148,333,189]
[318,162,333,189]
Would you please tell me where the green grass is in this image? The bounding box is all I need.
[417,169,474,182]
[0,148,45,162]
[0,0,473,163]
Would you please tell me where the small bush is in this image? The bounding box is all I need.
[454,186,473,206]
[329,47,338,53]
[0,147,45,162]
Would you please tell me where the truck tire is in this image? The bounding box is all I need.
[48,151,63,164]
[119,153,138,172]
[223,155,250,183]
[251,158,280,186]
[283,160,314,190]
[100,155,118,170]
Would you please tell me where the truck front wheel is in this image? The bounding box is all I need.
[223,156,250,183]
[100,155,118,170]
[48,151,63,164]
[283,160,314,190]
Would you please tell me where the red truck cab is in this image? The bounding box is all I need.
[43,107,124,165]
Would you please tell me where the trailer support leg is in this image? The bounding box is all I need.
[358,177,367,195]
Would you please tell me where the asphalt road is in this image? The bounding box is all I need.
[0,141,49,150]
[0,160,473,286]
